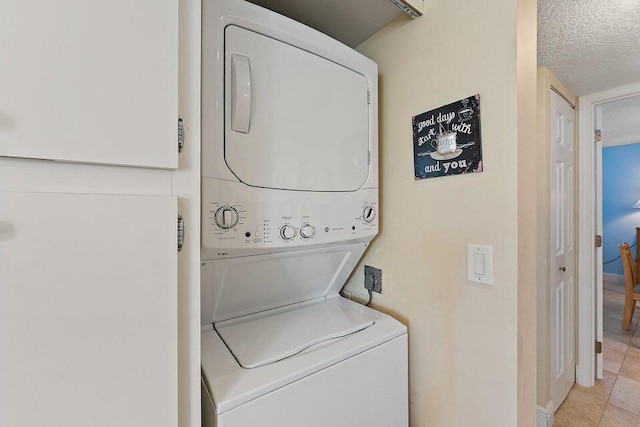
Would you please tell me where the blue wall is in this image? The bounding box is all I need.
[603,143,640,275]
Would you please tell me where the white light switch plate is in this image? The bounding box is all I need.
[467,244,493,285]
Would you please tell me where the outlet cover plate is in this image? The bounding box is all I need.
[364,265,382,293]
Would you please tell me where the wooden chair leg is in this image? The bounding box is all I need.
[623,298,634,330]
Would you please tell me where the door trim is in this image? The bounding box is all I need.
[577,80,640,386]
[536,401,555,427]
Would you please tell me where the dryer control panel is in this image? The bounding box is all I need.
[202,179,378,259]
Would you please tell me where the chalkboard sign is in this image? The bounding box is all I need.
[412,94,483,180]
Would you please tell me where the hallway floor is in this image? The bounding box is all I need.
[554,280,640,426]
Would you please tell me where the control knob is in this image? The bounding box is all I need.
[300,224,315,238]
[363,206,376,223]
[280,225,296,240]
[214,206,239,229]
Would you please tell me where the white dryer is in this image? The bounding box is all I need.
[201,1,408,426]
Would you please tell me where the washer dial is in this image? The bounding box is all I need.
[214,206,239,229]
[363,206,376,223]
[300,224,315,238]
[280,225,296,240]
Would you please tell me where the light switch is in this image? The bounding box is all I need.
[473,253,485,275]
[467,244,493,285]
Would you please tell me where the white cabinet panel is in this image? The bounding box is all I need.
[0,192,177,427]
[0,0,178,168]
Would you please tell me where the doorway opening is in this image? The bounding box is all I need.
[577,84,640,385]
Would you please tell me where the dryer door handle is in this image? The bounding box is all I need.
[230,53,251,134]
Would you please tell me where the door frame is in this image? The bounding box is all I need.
[577,81,640,386]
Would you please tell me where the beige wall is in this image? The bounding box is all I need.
[517,0,537,424]
[344,0,537,425]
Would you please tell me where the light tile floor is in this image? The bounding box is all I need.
[554,280,640,426]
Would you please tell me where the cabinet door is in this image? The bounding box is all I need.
[0,0,178,168]
[0,192,177,427]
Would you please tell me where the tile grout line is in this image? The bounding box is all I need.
[556,282,640,425]
[597,283,638,426]
[598,310,640,425]
[597,353,622,423]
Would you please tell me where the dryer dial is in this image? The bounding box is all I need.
[363,206,376,223]
[280,225,296,240]
[214,206,239,229]
[300,224,315,238]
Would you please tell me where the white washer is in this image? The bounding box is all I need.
[201,1,408,425]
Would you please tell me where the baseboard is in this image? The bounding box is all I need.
[604,273,624,284]
[536,401,554,427]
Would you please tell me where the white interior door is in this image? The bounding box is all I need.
[0,0,178,168]
[0,192,178,427]
[550,89,577,409]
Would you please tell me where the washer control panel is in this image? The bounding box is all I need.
[202,179,378,259]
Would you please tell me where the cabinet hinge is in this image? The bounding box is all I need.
[594,129,601,143]
[178,116,185,153]
[367,90,371,105]
[367,150,371,164]
[177,214,185,252]
[595,341,603,354]
[595,235,603,248]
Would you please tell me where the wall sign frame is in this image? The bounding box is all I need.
[412,94,483,180]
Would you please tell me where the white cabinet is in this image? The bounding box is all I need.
[0,192,178,427]
[0,0,178,168]
[0,0,199,424]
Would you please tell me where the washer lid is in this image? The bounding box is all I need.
[201,243,368,325]
[215,298,374,369]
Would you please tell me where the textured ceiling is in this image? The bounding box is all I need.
[601,95,640,146]
[538,0,640,96]
[246,0,404,47]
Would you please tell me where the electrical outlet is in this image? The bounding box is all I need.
[364,265,382,293]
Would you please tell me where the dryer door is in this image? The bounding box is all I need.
[224,25,370,192]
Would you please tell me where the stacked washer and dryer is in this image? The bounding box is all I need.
[200,0,408,425]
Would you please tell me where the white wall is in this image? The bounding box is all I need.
[344,0,537,425]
